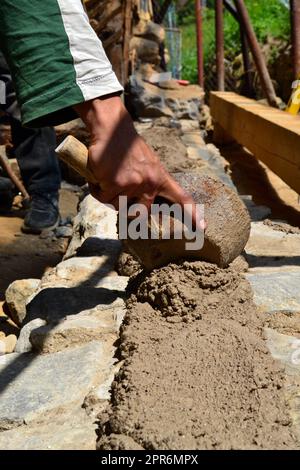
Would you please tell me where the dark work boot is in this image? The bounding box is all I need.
[22,192,60,234]
[0,176,15,211]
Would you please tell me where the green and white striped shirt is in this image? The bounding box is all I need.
[0,0,123,127]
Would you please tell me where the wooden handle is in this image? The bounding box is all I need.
[55,135,98,185]
[0,146,30,199]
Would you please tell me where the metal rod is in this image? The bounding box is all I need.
[123,0,132,84]
[239,24,255,97]
[223,0,254,96]
[215,0,225,91]
[158,0,173,23]
[195,0,204,87]
[233,0,277,107]
[290,0,300,79]
[223,0,238,20]
[0,148,30,200]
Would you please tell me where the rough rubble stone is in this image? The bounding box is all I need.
[39,256,121,290]
[133,20,165,43]
[129,75,205,120]
[64,195,120,260]
[117,251,142,277]
[199,104,213,130]
[25,285,126,325]
[30,308,125,354]
[179,120,201,133]
[1,335,17,354]
[24,272,128,326]
[0,342,114,430]
[130,37,160,64]
[5,279,40,326]
[0,189,128,445]
[15,319,47,353]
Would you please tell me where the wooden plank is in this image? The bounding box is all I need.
[210,92,300,194]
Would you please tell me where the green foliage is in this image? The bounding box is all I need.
[180,0,290,83]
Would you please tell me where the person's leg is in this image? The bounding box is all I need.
[10,118,61,232]
[0,51,61,232]
[0,175,14,211]
[10,118,61,195]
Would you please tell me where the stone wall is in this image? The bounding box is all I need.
[86,0,124,83]
[127,1,208,123]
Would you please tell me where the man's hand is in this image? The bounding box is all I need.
[75,96,205,231]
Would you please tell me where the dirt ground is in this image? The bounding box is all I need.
[0,188,78,331]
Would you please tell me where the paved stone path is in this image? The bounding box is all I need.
[0,119,299,448]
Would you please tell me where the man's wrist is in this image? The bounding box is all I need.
[74,95,134,143]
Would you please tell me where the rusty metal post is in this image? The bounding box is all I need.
[223,0,254,97]
[195,0,204,87]
[233,0,277,107]
[123,0,132,84]
[239,26,255,97]
[290,0,300,79]
[215,0,225,91]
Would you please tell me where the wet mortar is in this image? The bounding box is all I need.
[98,262,299,450]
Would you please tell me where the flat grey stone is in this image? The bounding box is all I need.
[0,412,97,450]
[83,362,122,417]
[209,168,235,190]
[187,143,237,191]
[242,200,271,221]
[246,272,300,313]
[265,328,300,373]
[265,328,300,439]
[246,222,300,272]
[0,341,112,430]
